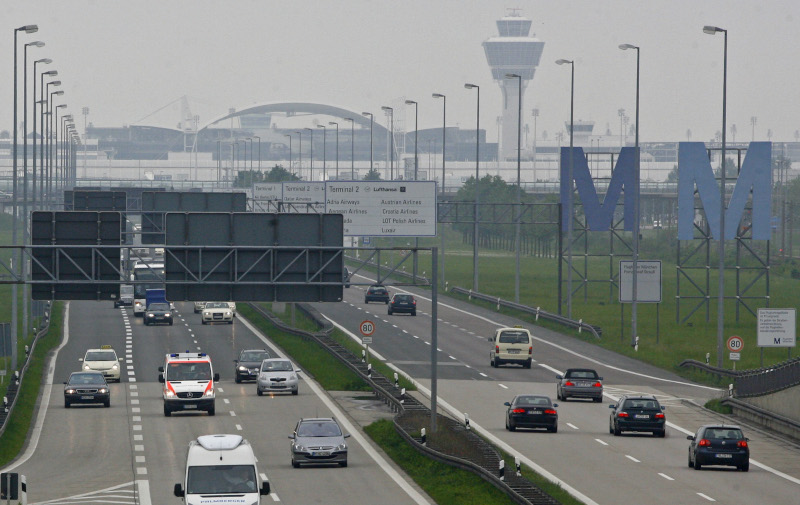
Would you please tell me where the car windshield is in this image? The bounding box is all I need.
[166,362,211,381]
[515,396,551,407]
[498,330,529,344]
[68,373,105,385]
[623,399,659,410]
[297,421,342,437]
[85,351,116,361]
[565,370,598,379]
[206,302,228,308]
[242,351,270,362]
[261,360,293,372]
[187,465,257,494]
[704,428,744,440]
[148,303,170,311]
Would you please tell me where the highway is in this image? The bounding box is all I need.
[4,300,429,505]
[309,279,800,505]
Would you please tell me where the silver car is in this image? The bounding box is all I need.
[556,368,604,402]
[256,358,300,396]
[289,417,350,468]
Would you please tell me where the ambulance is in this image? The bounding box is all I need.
[158,352,219,416]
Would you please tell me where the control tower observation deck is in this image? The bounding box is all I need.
[483,11,544,161]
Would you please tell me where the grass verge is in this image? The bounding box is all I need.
[365,419,515,505]
[704,398,733,415]
[0,301,64,467]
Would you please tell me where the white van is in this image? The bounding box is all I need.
[174,434,270,504]
[489,326,533,368]
[159,352,219,416]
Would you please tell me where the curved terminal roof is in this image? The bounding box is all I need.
[201,101,389,136]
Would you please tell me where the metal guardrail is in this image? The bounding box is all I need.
[734,357,800,398]
[449,287,602,339]
[245,302,559,505]
[678,359,743,380]
[0,302,54,437]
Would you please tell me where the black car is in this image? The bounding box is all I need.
[234,349,272,383]
[145,302,173,326]
[688,424,750,471]
[504,395,558,432]
[388,294,416,316]
[64,371,110,408]
[608,394,666,437]
[364,284,390,304]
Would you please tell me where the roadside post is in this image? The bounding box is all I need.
[360,319,375,365]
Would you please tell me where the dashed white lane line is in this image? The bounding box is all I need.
[498,384,508,389]
[697,493,716,502]
[595,438,608,446]
[230,411,237,417]
[135,445,144,451]
[223,398,230,404]
[236,424,243,431]
[270,493,281,502]
[658,473,674,481]
[567,423,579,430]
[413,335,419,339]
[424,341,431,346]
[625,455,640,463]
[136,456,146,463]
[448,355,457,360]
[137,467,147,475]
[479,372,488,377]
[134,434,143,441]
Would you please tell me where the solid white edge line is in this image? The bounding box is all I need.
[239,315,431,505]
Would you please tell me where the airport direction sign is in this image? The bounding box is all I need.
[282,182,326,213]
[253,182,282,200]
[757,308,797,347]
[325,181,437,237]
[618,260,662,303]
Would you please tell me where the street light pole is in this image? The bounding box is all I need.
[295,131,303,180]
[556,59,575,319]
[49,91,64,207]
[253,136,261,172]
[328,122,339,180]
[704,25,728,368]
[404,100,419,282]
[464,84,480,292]
[285,134,292,174]
[433,93,446,288]
[620,43,641,348]
[344,118,355,176]
[317,125,327,181]
[381,106,394,180]
[304,127,314,181]
[361,112,374,174]
[505,74,523,303]
[32,59,51,212]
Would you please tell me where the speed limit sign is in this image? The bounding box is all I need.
[727,336,744,353]
[360,320,375,337]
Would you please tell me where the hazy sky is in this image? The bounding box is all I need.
[3,0,799,143]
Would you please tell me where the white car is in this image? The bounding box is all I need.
[202,302,234,324]
[228,302,237,316]
[257,358,300,396]
[79,345,123,382]
[193,301,207,313]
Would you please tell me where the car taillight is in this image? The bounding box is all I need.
[617,412,629,418]
[413,300,416,305]
[496,346,500,353]
[544,409,557,415]
[592,382,602,387]
[564,381,575,387]
[512,408,526,413]
[698,439,711,447]
[528,346,532,355]
[655,413,665,419]
[737,440,748,448]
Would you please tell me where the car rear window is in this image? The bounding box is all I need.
[566,370,598,379]
[623,399,659,410]
[371,287,386,294]
[395,295,412,301]
[516,396,551,407]
[498,331,529,344]
[704,428,744,440]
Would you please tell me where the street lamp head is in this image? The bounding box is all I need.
[504,73,520,79]
[36,58,52,64]
[19,25,39,33]
[555,59,573,65]
[361,112,372,117]
[328,121,337,126]
[703,25,724,35]
[49,80,62,86]
[56,103,67,108]
[295,131,301,135]
[532,108,539,117]
[344,117,354,122]
[53,91,64,97]
[464,83,478,89]
[304,127,312,132]
[317,124,325,129]
[28,40,45,47]
[432,93,445,99]
[404,99,417,105]
[619,43,638,50]
[44,70,58,76]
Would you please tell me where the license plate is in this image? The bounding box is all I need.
[634,414,650,419]
[529,410,542,414]
[579,381,591,387]
[312,451,330,457]
[183,404,197,409]
[80,395,94,400]
[508,349,520,354]
[716,454,733,459]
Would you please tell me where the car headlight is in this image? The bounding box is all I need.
[290,373,297,381]
[203,311,210,316]
[239,366,248,371]
[225,311,231,316]
[336,442,347,451]
[294,443,306,452]
[98,388,108,394]
[112,363,119,370]
[165,389,176,398]
[65,388,76,394]
[205,388,214,397]
[147,313,154,317]
[83,365,90,370]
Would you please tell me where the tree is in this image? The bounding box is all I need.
[234,164,299,187]
[363,168,382,181]
[264,164,300,182]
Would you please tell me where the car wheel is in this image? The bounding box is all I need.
[688,450,694,468]
[609,420,614,434]
[169,321,173,326]
[593,396,603,403]
[412,311,416,316]
[388,309,392,315]
[201,320,207,325]
[235,375,241,384]
[548,425,558,433]
[64,399,70,408]
[508,422,516,432]
[292,389,298,396]
[292,458,300,468]
[739,462,749,472]
[208,406,215,416]
[613,423,621,436]
[524,359,531,369]
[657,429,666,438]
[114,302,119,308]
[257,389,263,396]
[163,405,171,417]
[694,460,702,471]
[385,300,389,304]
[229,320,233,324]
[104,399,110,408]
[339,459,348,467]
[364,299,368,304]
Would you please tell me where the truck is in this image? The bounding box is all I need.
[145,288,168,310]
[114,284,134,308]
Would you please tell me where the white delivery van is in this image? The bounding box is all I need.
[174,434,270,504]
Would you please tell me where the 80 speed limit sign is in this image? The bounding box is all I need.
[727,336,744,352]
[360,320,375,337]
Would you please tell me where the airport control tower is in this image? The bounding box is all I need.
[483,10,544,160]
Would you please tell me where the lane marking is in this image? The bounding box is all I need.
[697,493,716,502]
[230,411,237,417]
[479,372,488,377]
[270,493,281,502]
[567,423,579,430]
[499,384,508,389]
[658,473,674,481]
[625,455,640,463]
[236,424,243,431]
[595,439,608,446]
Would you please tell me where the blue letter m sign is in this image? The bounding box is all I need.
[560,147,638,232]
[677,142,772,240]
